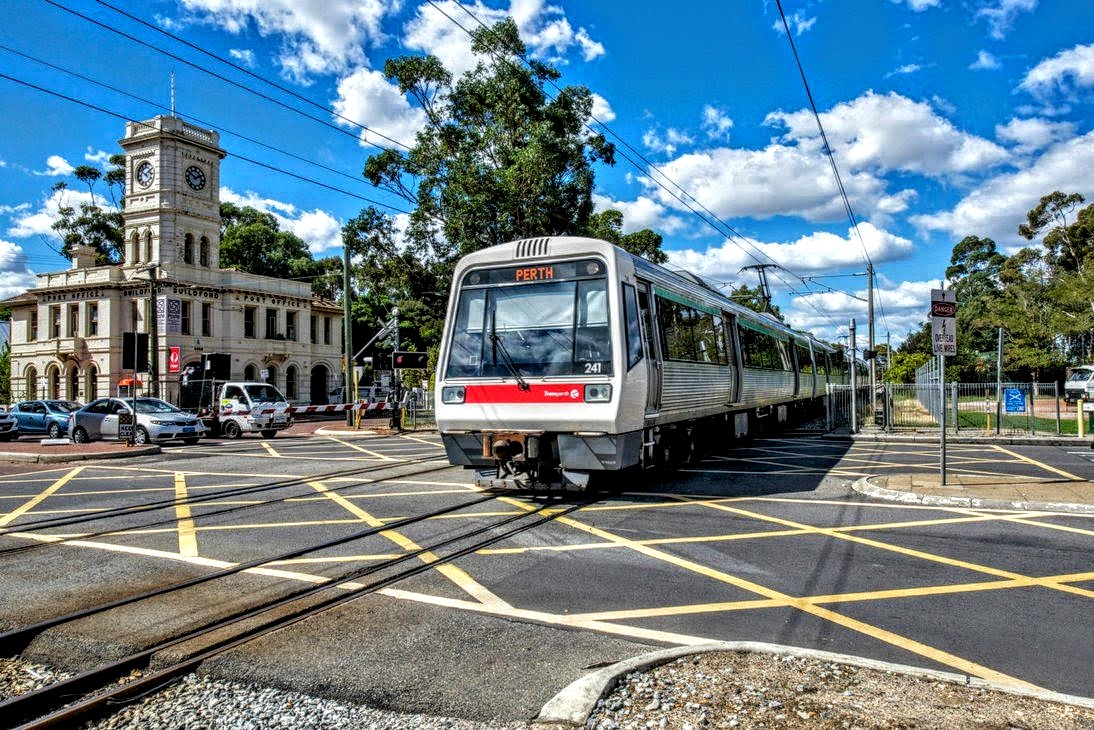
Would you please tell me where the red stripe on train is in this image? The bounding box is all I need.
[463,384,585,404]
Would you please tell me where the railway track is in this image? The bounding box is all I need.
[0,489,593,728]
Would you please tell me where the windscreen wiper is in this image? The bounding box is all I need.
[489,331,531,391]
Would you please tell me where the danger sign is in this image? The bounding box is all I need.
[168,346,181,373]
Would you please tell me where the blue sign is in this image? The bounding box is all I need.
[1004,388,1026,413]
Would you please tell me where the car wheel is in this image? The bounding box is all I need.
[133,427,150,445]
[182,438,200,445]
[223,421,242,439]
[47,422,61,439]
[72,427,90,444]
[260,429,277,439]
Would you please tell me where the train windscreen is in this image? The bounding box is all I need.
[445,263,612,378]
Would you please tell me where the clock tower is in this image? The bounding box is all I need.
[120,116,227,271]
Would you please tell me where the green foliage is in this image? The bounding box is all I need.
[885,351,929,383]
[726,283,783,320]
[50,155,127,264]
[580,209,667,263]
[218,202,329,296]
[0,347,9,405]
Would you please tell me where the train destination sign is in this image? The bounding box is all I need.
[463,258,605,286]
[930,289,957,357]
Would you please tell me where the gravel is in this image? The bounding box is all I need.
[586,652,1094,729]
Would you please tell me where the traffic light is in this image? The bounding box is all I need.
[392,351,429,369]
[862,349,877,360]
[122,332,149,371]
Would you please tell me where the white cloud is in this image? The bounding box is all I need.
[179,0,391,81]
[8,186,98,238]
[34,155,74,177]
[886,63,923,77]
[331,68,428,149]
[969,50,1001,70]
[592,193,687,236]
[766,90,1009,176]
[590,93,615,123]
[1018,43,1094,100]
[642,127,694,157]
[666,222,914,284]
[0,239,38,300]
[228,48,256,67]
[83,148,111,165]
[701,106,733,140]
[995,117,1076,154]
[220,187,343,253]
[891,0,941,11]
[772,12,816,36]
[976,0,1038,40]
[787,278,937,344]
[911,131,1094,245]
[403,0,604,78]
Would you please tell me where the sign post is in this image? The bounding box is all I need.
[930,289,957,485]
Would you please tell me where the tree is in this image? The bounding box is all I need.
[364,18,616,305]
[580,209,667,263]
[726,283,782,320]
[1018,192,1091,274]
[51,157,127,264]
[219,202,328,295]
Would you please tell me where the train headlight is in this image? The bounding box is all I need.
[441,386,466,404]
[584,384,612,402]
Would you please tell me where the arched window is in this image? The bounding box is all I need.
[183,233,194,264]
[265,365,278,387]
[285,365,298,400]
[67,366,80,401]
[47,366,60,399]
[25,366,38,400]
[199,236,209,266]
[144,231,153,262]
[244,364,257,381]
[86,364,98,401]
[131,232,141,264]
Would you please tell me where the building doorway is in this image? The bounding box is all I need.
[310,364,329,404]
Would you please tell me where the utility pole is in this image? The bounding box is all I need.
[342,245,353,427]
[867,262,875,423]
[739,264,781,312]
[149,264,159,398]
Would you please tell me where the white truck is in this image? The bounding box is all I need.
[179,380,293,438]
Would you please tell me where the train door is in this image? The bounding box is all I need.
[636,281,661,416]
[723,313,740,402]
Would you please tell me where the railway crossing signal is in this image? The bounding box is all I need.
[392,351,428,369]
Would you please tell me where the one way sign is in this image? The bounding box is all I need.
[930,289,957,357]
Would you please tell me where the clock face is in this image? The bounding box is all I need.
[136,161,154,188]
[185,165,207,191]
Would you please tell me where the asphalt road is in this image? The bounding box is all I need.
[0,432,1090,722]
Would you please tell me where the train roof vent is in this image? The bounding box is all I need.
[514,237,551,258]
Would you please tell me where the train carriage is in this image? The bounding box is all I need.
[435,236,836,489]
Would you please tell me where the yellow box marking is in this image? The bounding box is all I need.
[0,466,84,528]
[323,437,397,461]
[173,473,199,557]
[305,481,510,609]
[991,444,1084,481]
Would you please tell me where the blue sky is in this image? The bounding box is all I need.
[0,0,1091,347]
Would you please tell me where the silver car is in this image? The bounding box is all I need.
[0,407,18,442]
[70,397,205,445]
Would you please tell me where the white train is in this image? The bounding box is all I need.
[435,236,851,489]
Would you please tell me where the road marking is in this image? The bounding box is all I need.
[322,437,397,461]
[494,497,1040,690]
[261,441,280,458]
[305,480,510,609]
[174,472,199,557]
[0,467,84,528]
[990,444,1084,481]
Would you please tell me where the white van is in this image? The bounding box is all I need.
[1063,365,1094,403]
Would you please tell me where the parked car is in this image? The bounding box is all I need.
[0,407,18,441]
[10,399,82,439]
[70,397,205,445]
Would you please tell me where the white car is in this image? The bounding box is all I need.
[0,407,19,442]
[70,397,205,445]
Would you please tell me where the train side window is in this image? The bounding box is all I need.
[622,283,643,369]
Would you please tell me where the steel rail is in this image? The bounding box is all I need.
[4,496,590,729]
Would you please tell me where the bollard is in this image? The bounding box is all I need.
[1079,399,1086,440]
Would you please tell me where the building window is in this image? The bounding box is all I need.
[266,365,278,386]
[28,310,37,342]
[25,366,38,399]
[144,231,153,262]
[67,305,79,338]
[201,303,212,336]
[285,311,297,341]
[266,308,278,339]
[286,365,297,400]
[310,315,317,344]
[180,301,192,335]
[244,307,256,338]
[183,233,194,264]
[50,306,61,339]
[244,363,257,381]
[131,232,141,264]
[87,304,99,336]
[323,316,331,345]
[199,236,209,266]
[86,364,98,400]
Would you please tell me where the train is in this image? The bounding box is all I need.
[435,236,856,489]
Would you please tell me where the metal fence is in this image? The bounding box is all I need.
[831,381,1082,435]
